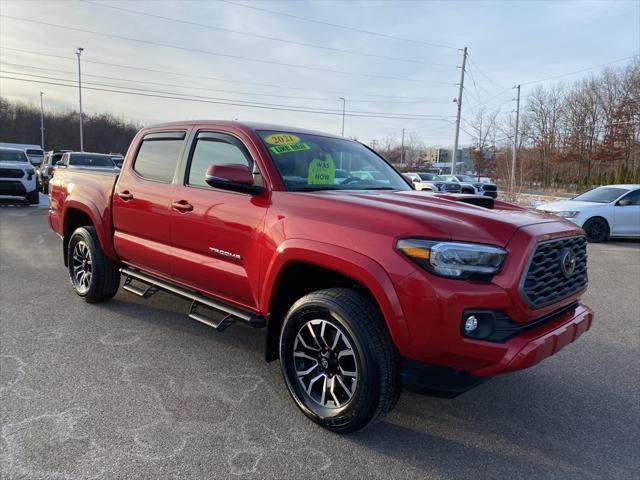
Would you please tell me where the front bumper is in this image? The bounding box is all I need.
[470,303,593,376]
[482,190,498,198]
[0,180,27,197]
[393,222,592,379]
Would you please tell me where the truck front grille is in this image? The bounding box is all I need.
[520,236,588,309]
[0,168,24,179]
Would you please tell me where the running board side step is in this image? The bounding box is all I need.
[120,267,266,331]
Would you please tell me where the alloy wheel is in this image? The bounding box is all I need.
[293,319,358,409]
[71,240,92,294]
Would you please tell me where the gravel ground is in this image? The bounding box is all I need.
[1,205,638,479]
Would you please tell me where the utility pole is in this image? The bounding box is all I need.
[400,128,405,165]
[39,91,45,151]
[76,47,84,152]
[339,97,346,136]
[511,84,521,193]
[451,46,467,175]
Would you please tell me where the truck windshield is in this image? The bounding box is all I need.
[26,149,44,156]
[69,154,115,167]
[0,149,28,162]
[418,173,441,181]
[257,131,410,192]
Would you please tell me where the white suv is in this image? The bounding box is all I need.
[0,148,39,204]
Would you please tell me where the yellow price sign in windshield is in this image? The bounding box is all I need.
[308,155,336,185]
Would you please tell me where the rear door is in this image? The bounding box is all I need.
[169,130,268,310]
[613,189,640,235]
[112,130,187,277]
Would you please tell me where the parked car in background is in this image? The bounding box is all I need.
[55,152,119,171]
[38,150,71,194]
[440,174,499,198]
[405,172,462,193]
[0,147,39,204]
[536,184,640,242]
[0,143,44,166]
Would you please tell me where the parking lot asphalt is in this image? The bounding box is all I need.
[1,205,638,479]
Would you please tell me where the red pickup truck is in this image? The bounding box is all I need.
[49,121,594,433]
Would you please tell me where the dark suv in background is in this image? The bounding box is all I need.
[38,150,71,194]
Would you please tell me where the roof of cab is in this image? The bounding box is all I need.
[141,120,346,140]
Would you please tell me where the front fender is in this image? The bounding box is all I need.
[260,238,411,347]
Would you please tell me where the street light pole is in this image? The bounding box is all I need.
[511,84,521,194]
[339,97,345,136]
[76,47,84,152]
[39,91,45,151]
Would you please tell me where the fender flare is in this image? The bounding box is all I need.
[260,239,411,347]
[62,197,118,261]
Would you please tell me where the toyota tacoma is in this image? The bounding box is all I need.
[48,121,593,433]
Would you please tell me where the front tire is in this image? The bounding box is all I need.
[583,217,609,243]
[67,227,121,303]
[279,288,401,433]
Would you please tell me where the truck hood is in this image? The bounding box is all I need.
[305,190,562,247]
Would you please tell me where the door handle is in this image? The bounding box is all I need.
[117,190,133,201]
[172,200,193,212]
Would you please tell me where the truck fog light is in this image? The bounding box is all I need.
[464,315,478,333]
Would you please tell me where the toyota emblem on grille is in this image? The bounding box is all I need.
[560,248,577,278]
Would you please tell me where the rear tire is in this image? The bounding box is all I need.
[67,227,120,303]
[27,189,39,205]
[279,288,401,433]
[583,217,609,243]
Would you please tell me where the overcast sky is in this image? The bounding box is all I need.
[1,0,638,146]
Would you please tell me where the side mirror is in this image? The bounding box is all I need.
[55,160,66,168]
[617,199,631,206]
[205,164,262,195]
[412,178,420,183]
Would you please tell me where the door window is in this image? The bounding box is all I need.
[187,133,262,187]
[618,189,640,206]
[133,133,185,182]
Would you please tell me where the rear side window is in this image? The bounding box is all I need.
[134,132,185,182]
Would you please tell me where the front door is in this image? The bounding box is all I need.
[112,131,187,277]
[170,131,268,310]
[613,189,640,236]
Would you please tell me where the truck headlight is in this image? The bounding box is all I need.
[557,211,579,218]
[397,239,507,279]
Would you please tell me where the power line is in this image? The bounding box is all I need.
[1,46,448,100]
[0,15,454,85]
[466,55,511,90]
[81,0,457,69]
[0,73,456,121]
[2,61,451,105]
[220,0,459,50]
[519,56,636,85]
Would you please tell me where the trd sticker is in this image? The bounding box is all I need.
[270,143,311,154]
[264,133,301,145]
